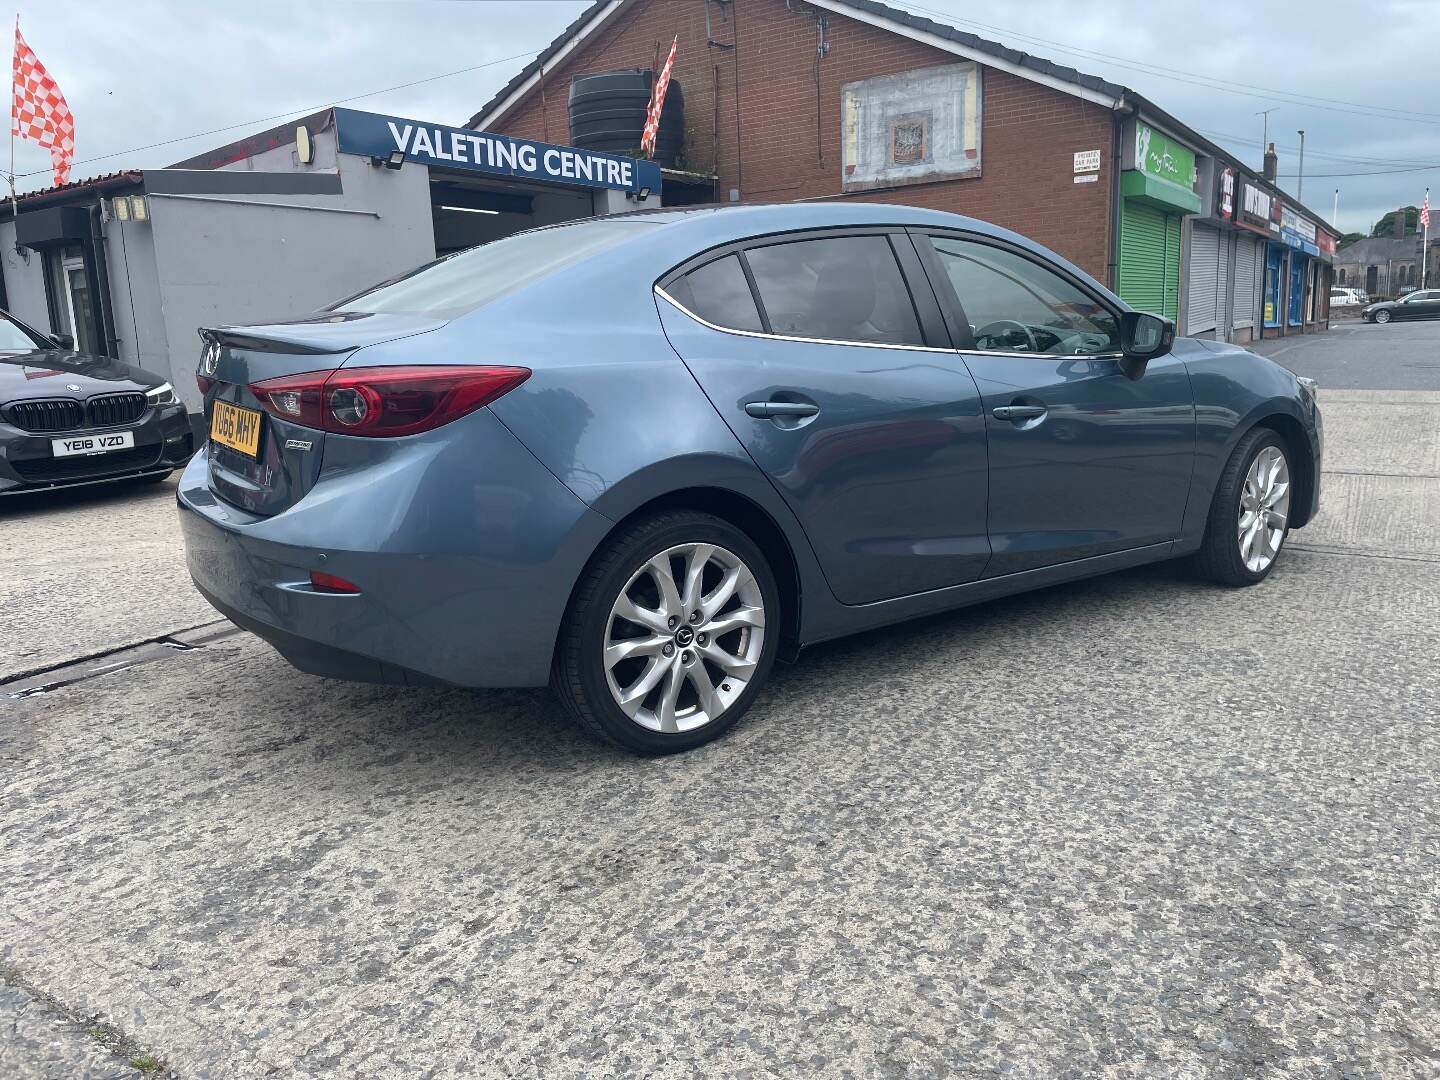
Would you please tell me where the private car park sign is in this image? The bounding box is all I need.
[333,107,663,194]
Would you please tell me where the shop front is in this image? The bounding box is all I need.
[1117,121,1202,320]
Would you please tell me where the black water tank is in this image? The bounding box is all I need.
[568,69,684,168]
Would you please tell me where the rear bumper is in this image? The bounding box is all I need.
[0,404,193,494]
[176,409,613,688]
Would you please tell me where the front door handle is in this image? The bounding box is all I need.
[992,404,1047,421]
[745,401,820,419]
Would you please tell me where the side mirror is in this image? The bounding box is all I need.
[1117,311,1174,379]
[50,333,75,350]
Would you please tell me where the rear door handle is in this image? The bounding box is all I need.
[745,401,819,419]
[992,405,1047,421]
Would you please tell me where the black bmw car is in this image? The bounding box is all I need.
[0,310,193,496]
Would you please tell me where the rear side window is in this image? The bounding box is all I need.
[745,236,924,346]
[331,219,646,318]
[665,254,764,332]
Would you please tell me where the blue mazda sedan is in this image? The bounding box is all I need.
[179,203,1321,754]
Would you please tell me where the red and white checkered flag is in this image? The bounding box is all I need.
[13,24,75,186]
[1421,190,1431,231]
[640,36,677,159]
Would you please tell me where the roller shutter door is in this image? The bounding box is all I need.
[1119,201,1182,321]
[1232,237,1260,330]
[1186,223,1221,334]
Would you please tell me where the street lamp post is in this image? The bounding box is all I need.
[1297,130,1306,201]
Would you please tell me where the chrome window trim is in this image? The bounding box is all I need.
[959,349,1126,360]
[654,285,960,354]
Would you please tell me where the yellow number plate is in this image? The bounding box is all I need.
[210,400,264,458]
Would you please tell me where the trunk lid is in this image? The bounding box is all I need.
[201,312,445,515]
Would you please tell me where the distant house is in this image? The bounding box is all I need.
[1334,234,1437,297]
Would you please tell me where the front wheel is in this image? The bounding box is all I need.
[553,510,779,754]
[1374,309,1392,324]
[1192,429,1293,586]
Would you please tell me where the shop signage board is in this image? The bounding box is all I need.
[333,107,663,194]
[1237,181,1278,236]
[1134,122,1195,190]
[1217,167,1235,220]
[1280,205,1320,255]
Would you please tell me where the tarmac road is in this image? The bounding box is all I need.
[2,324,1438,1079]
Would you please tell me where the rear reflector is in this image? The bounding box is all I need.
[249,365,531,437]
[309,570,361,594]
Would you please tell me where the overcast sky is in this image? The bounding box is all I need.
[11,0,1439,234]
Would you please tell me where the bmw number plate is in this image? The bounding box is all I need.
[51,430,136,457]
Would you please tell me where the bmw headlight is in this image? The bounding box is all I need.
[145,382,177,406]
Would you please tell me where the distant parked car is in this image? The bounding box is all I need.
[1330,287,1365,307]
[0,311,194,496]
[1362,289,1440,324]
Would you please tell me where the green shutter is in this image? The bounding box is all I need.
[1164,211,1182,321]
[1118,200,1181,321]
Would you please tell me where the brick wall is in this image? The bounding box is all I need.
[486,0,1115,279]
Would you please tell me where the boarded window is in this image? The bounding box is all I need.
[842,63,981,192]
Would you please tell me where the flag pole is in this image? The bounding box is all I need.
[8,15,17,230]
[1424,188,1431,289]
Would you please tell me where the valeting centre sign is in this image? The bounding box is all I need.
[333,108,663,195]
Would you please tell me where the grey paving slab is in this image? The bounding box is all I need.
[2,540,1438,1079]
[1315,396,1440,477]
[0,477,216,680]
[1298,472,1440,558]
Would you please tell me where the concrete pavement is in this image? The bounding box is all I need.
[2,326,1438,1078]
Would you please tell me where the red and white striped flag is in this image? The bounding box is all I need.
[640,36,677,159]
[1421,190,1431,231]
[12,23,75,187]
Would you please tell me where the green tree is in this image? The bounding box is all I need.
[1371,207,1420,237]
[1338,232,1364,249]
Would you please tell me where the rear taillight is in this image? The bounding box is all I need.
[248,365,531,438]
[197,374,216,397]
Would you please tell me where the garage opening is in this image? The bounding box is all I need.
[427,169,598,257]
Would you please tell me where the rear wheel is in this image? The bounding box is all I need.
[553,510,779,754]
[1192,429,1293,586]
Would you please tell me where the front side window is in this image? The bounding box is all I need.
[0,313,48,352]
[928,237,1121,355]
[744,235,924,347]
[665,254,763,332]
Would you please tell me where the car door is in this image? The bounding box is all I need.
[913,231,1195,577]
[654,229,990,606]
[1402,290,1440,319]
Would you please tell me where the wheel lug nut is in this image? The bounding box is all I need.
[696,632,708,646]
[667,616,679,629]
[681,651,693,664]
[662,643,674,657]
[689,611,701,623]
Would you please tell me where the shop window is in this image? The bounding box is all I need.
[744,236,923,347]
[929,238,1120,355]
[665,255,763,332]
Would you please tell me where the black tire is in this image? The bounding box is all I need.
[1191,428,1291,587]
[552,510,780,755]
[1375,309,1391,324]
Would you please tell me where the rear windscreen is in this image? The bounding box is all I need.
[330,219,650,318]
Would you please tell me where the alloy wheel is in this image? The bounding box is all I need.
[1375,309,1391,323]
[1238,445,1290,573]
[603,543,766,733]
